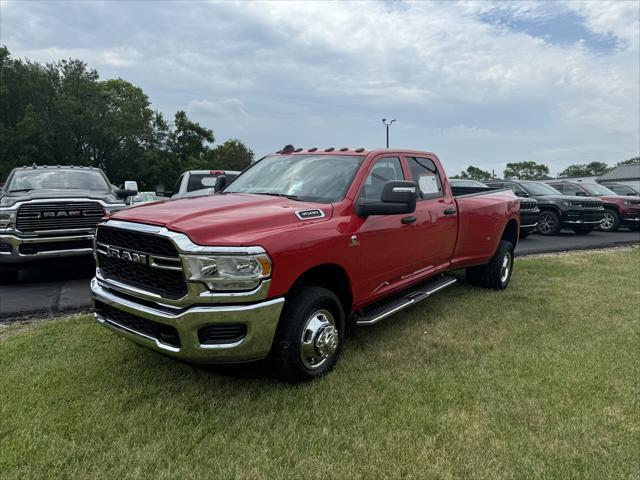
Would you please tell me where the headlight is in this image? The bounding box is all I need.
[183,254,272,291]
[0,212,14,228]
[623,201,634,205]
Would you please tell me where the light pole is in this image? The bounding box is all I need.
[382,118,396,148]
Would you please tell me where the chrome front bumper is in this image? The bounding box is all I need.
[0,232,94,263]
[91,277,285,363]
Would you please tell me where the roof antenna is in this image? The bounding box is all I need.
[280,144,295,154]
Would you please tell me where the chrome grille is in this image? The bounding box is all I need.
[16,202,105,232]
[519,200,537,211]
[96,226,188,300]
[579,201,602,209]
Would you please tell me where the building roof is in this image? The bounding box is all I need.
[598,163,640,181]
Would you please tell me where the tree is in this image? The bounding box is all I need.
[208,139,254,171]
[0,48,254,190]
[616,157,639,167]
[559,162,610,178]
[457,165,491,180]
[504,161,550,180]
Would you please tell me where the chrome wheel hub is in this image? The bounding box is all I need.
[300,309,339,369]
[500,252,512,283]
[600,212,614,230]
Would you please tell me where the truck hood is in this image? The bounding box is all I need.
[594,194,639,203]
[0,189,121,207]
[110,193,334,245]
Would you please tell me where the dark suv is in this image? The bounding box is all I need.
[0,165,137,282]
[484,180,604,235]
[547,181,640,232]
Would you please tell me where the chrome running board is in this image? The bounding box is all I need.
[354,276,457,326]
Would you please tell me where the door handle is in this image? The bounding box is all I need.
[444,208,457,216]
[401,216,416,224]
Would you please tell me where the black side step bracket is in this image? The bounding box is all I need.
[354,275,457,326]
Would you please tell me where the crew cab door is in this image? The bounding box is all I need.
[403,155,457,272]
[354,156,418,298]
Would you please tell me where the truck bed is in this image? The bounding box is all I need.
[452,188,518,265]
[450,185,502,198]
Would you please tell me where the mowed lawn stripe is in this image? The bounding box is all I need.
[1,248,638,479]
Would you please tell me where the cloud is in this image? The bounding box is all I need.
[1,0,638,175]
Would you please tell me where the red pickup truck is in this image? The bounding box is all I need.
[91,147,520,381]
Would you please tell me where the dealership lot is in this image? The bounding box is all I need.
[1,229,638,321]
[1,248,638,479]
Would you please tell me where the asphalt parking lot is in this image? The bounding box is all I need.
[1,229,638,320]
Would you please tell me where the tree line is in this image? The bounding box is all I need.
[453,158,639,181]
[0,47,254,189]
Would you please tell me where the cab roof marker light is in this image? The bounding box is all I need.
[355,148,365,152]
[325,147,335,152]
[280,144,295,154]
[339,147,348,151]
[308,147,318,152]
[294,148,303,152]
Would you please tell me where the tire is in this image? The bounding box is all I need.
[537,210,561,235]
[572,226,594,234]
[599,208,621,232]
[270,287,345,383]
[0,266,19,285]
[465,240,514,290]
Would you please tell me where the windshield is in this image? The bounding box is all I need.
[225,154,365,203]
[7,169,109,192]
[520,181,561,196]
[580,183,617,196]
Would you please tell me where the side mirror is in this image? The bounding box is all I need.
[575,190,587,196]
[515,191,529,197]
[214,174,227,192]
[124,181,138,194]
[116,180,138,199]
[356,181,417,217]
[155,185,170,197]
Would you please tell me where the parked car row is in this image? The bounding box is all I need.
[545,180,640,232]
[451,177,640,236]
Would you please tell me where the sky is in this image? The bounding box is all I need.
[1,0,639,177]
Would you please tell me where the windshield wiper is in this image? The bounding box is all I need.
[8,189,34,193]
[252,192,303,201]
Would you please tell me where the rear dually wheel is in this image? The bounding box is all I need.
[466,240,514,290]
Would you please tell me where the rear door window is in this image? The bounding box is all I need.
[187,174,220,192]
[408,157,443,199]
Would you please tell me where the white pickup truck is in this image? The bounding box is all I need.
[159,170,240,200]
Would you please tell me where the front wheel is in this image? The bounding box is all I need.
[572,226,594,234]
[466,240,514,290]
[537,210,561,235]
[270,287,345,383]
[599,209,621,232]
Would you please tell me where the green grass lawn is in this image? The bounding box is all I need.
[1,248,639,479]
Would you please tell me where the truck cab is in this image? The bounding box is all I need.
[160,170,241,200]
